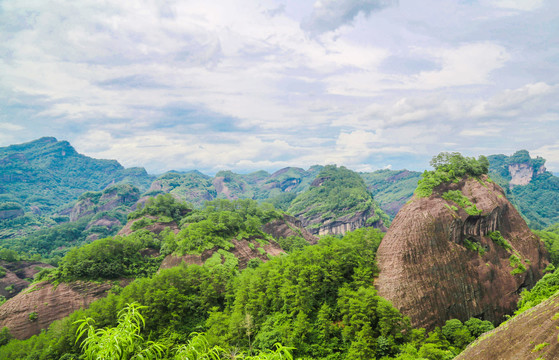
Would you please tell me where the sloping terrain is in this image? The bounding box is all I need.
[456,292,559,360]
[0,281,115,339]
[288,165,389,235]
[376,174,548,330]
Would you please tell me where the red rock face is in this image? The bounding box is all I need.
[456,293,559,360]
[375,176,548,330]
[0,281,113,339]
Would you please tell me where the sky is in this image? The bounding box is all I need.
[1,0,558,175]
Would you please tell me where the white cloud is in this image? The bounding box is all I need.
[0,0,558,174]
[490,0,544,11]
[302,0,398,34]
[0,123,24,131]
[532,143,559,172]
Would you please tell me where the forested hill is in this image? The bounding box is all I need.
[489,150,559,229]
[0,137,153,215]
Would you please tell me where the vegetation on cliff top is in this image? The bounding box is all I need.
[415,152,489,198]
[287,165,390,228]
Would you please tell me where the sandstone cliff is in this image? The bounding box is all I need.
[0,280,115,339]
[375,176,548,330]
[456,292,559,360]
[0,261,53,299]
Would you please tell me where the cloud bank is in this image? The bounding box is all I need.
[0,0,558,174]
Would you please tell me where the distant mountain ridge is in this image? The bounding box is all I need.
[0,137,153,215]
[489,150,559,229]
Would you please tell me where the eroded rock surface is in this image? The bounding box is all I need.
[376,176,548,330]
[0,261,53,299]
[0,281,113,339]
[456,293,559,360]
[160,215,316,271]
[160,239,284,270]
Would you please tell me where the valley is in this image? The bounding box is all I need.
[1,139,559,359]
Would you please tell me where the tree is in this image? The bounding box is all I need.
[75,303,166,360]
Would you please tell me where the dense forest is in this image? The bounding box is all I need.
[2,140,559,359]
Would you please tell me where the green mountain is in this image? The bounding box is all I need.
[0,137,153,214]
[361,169,421,218]
[288,165,390,235]
[488,150,559,229]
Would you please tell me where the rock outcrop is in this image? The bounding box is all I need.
[375,176,548,330]
[0,281,115,339]
[288,165,388,236]
[0,261,53,299]
[456,292,559,360]
[261,214,318,245]
[300,207,387,236]
[160,215,318,271]
[508,163,545,186]
[117,215,181,236]
[160,239,284,271]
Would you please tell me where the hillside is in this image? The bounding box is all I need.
[376,153,548,330]
[489,150,559,229]
[0,138,154,243]
[0,137,153,214]
[361,169,421,218]
[288,165,389,235]
[457,267,559,360]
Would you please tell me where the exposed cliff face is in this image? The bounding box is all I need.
[456,293,559,360]
[508,163,546,186]
[299,207,387,236]
[261,214,318,245]
[0,280,115,339]
[375,176,548,330]
[0,261,53,299]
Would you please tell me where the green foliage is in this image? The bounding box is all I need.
[464,318,494,338]
[0,226,491,360]
[176,199,282,254]
[75,303,166,360]
[416,152,489,198]
[509,254,527,275]
[0,327,12,347]
[535,225,559,267]
[0,202,23,212]
[0,266,6,278]
[487,231,512,251]
[128,194,190,222]
[488,151,559,229]
[56,230,163,281]
[29,312,38,322]
[287,165,389,227]
[531,342,550,353]
[463,238,485,255]
[516,268,559,314]
[442,190,482,216]
[0,138,152,235]
[361,169,422,219]
[0,209,129,258]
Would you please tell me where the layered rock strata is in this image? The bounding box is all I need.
[456,292,559,360]
[376,176,548,330]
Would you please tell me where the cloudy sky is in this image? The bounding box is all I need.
[1,0,558,174]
